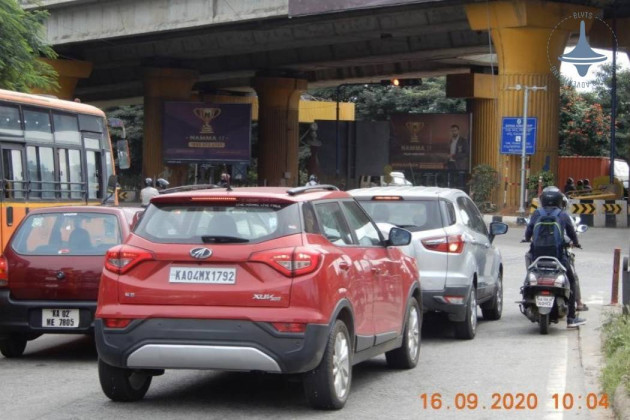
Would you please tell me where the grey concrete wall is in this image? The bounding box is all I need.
[32,0,288,45]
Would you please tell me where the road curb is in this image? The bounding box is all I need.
[614,382,630,419]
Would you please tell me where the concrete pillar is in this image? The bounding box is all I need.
[461,1,599,209]
[254,77,307,187]
[32,58,92,100]
[143,68,198,185]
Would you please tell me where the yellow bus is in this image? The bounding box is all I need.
[0,89,120,251]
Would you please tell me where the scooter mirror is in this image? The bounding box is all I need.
[576,224,588,233]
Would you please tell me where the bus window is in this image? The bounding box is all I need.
[53,112,81,145]
[24,109,53,143]
[0,105,23,137]
[27,146,55,199]
[78,114,104,134]
[2,148,25,199]
[86,150,102,199]
[58,148,84,200]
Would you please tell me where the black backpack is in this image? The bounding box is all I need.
[531,208,565,260]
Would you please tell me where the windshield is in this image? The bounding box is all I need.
[135,202,301,243]
[357,200,443,232]
[11,212,121,256]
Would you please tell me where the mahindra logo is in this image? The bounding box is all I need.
[190,247,212,259]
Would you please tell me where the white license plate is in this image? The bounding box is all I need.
[169,267,236,284]
[535,295,555,308]
[42,309,79,328]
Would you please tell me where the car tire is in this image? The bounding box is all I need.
[0,335,27,358]
[481,273,503,321]
[386,298,422,369]
[98,358,152,402]
[303,319,352,410]
[455,287,477,340]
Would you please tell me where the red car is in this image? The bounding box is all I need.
[95,186,421,409]
[0,206,142,358]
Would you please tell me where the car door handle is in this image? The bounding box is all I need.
[338,261,350,271]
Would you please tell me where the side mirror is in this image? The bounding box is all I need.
[576,224,588,233]
[116,140,131,170]
[489,221,508,243]
[388,227,412,246]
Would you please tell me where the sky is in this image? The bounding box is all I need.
[560,48,630,91]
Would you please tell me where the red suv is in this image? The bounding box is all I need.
[0,206,142,358]
[95,186,421,409]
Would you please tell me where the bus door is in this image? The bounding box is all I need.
[0,143,27,250]
[83,136,103,201]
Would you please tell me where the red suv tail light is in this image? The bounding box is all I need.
[250,247,321,277]
[422,235,464,254]
[104,245,154,274]
[0,256,8,287]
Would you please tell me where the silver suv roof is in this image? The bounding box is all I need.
[348,186,465,200]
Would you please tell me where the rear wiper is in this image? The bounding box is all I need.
[201,236,249,243]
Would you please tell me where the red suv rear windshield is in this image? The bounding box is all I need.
[135,202,302,244]
[11,212,121,256]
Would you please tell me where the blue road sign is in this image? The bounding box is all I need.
[500,117,537,155]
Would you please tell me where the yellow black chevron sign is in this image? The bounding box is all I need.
[118,191,128,200]
[604,203,622,214]
[571,203,595,214]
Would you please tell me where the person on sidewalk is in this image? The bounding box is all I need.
[524,186,586,328]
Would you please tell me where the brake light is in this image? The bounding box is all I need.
[250,247,321,277]
[104,318,132,328]
[104,245,154,274]
[271,322,307,333]
[422,235,464,253]
[0,256,8,287]
[372,196,402,201]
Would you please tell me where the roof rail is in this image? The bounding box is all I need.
[160,184,220,195]
[287,184,339,196]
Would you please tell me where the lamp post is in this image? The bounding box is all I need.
[507,84,547,214]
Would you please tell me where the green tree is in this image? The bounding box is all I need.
[309,77,466,121]
[0,0,58,91]
[590,64,630,164]
[558,83,610,156]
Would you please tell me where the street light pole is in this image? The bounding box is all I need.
[508,84,547,214]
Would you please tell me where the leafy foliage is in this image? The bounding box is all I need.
[527,170,554,201]
[468,164,498,210]
[309,77,466,121]
[601,312,630,397]
[559,83,610,156]
[0,0,58,92]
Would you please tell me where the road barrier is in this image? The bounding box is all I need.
[529,198,628,227]
[612,248,621,305]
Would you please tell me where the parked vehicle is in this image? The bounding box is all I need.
[359,171,412,187]
[95,185,420,409]
[349,186,508,339]
[0,206,142,358]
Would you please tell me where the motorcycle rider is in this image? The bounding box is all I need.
[524,186,586,328]
[305,174,318,186]
[140,177,159,207]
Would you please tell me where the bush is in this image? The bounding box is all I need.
[468,164,499,211]
[527,170,555,202]
[601,311,630,397]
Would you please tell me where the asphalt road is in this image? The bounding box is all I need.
[0,226,627,420]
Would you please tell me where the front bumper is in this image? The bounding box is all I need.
[95,318,330,374]
[422,285,471,322]
[0,290,95,339]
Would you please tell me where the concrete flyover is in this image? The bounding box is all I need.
[25,0,630,199]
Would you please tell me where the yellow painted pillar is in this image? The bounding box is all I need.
[32,58,92,100]
[254,77,307,187]
[463,1,599,209]
[143,68,198,185]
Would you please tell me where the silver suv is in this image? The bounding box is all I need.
[349,186,508,339]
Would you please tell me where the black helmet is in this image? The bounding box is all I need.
[145,177,153,187]
[540,186,563,207]
[566,177,574,185]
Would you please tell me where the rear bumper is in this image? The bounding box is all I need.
[422,285,471,322]
[0,290,95,338]
[95,318,330,374]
